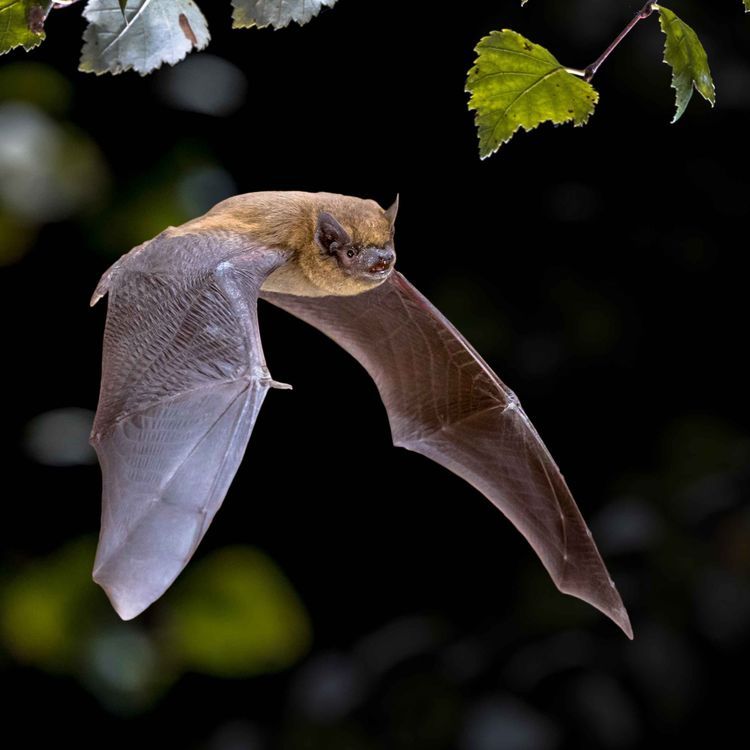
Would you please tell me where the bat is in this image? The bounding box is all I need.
[90,191,632,638]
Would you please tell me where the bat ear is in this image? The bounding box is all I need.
[315,211,351,253]
[385,194,399,230]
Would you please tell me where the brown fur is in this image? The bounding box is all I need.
[171,191,394,297]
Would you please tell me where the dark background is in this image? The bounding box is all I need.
[1,1,748,748]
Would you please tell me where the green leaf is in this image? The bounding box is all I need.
[80,0,210,76]
[163,547,311,677]
[466,30,598,158]
[231,0,338,29]
[654,4,715,123]
[0,1,50,55]
[745,0,749,12]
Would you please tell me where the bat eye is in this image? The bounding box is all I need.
[346,249,355,259]
[315,212,353,256]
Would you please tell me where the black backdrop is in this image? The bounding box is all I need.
[2,1,749,748]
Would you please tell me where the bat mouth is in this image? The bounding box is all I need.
[339,246,396,283]
[368,259,392,274]
[361,246,396,278]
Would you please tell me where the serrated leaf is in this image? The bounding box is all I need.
[231,0,337,29]
[654,4,715,123]
[0,0,49,55]
[466,30,598,158]
[80,0,210,76]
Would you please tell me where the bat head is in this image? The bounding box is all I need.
[315,210,395,277]
[299,196,398,296]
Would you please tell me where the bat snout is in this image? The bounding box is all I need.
[365,247,396,275]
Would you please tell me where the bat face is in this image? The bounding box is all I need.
[315,210,396,285]
[293,198,397,297]
[90,190,631,637]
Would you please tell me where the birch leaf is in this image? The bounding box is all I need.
[466,29,598,158]
[80,0,210,76]
[654,4,715,123]
[231,0,337,30]
[0,0,50,55]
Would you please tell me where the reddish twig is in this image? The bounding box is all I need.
[582,2,657,82]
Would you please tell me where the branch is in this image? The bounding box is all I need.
[583,1,656,82]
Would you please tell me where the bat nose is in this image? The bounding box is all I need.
[367,248,395,274]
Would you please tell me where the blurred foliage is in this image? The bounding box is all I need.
[24,407,97,466]
[1,537,103,671]
[82,621,169,713]
[0,538,311,710]
[661,414,749,492]
[89,146,236,257]
[0,61,71,113]
[154,53,247,116]
[0,60,240,264]
[0,100,108,252]
[0,102,108,219]
[0,210,33,265]
[162,546,312,677]
[0,62,108,262]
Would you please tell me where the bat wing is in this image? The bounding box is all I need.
[91,230,289,619]
[262,272,632,638]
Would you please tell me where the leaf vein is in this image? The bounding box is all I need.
[479,44,553,65]
[101,0,155,56]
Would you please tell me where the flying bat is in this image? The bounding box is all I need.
[90,191,632,638]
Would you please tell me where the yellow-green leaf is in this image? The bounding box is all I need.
[466,30,598,158]
[654,4,715,123]
[162,547,311,677]
[0,0,49,55]
[745,0,749,12]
